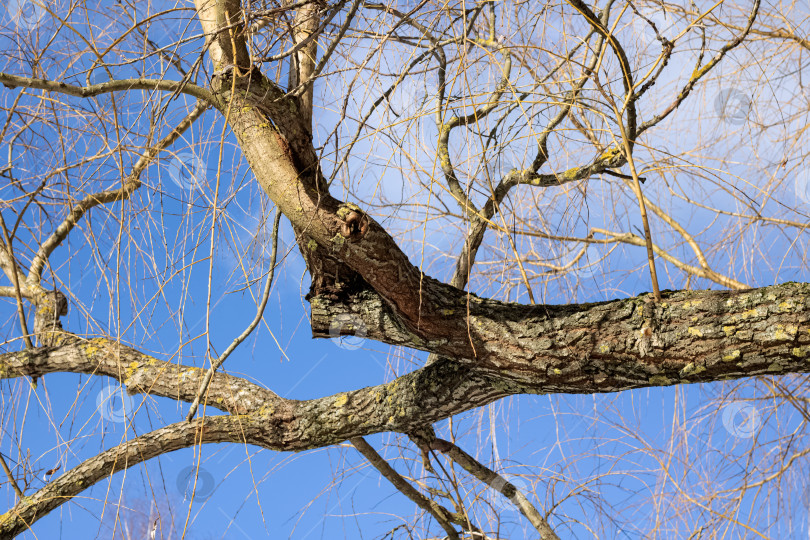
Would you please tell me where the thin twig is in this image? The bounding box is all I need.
[602,169,645,183]
[350,437,461,539]
[186,211,281,422]
[0,452,23,501]
[0,214,33,348]
[26,101,209,287]
[589,228,747,289]
[427,437,560,540]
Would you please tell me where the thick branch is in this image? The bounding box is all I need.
[0,335,280,415]
[4,280,810,534]
[0,340,519,538]
[194,0,810,405]
[0,417,252,538]
[0,340,513,445]
[311,282,810,389]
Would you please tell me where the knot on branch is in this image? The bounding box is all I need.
[339,210,369,241]
[33,290,68,346]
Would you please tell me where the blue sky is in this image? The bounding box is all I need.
[2,0,810,538]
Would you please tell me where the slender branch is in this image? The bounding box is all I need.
[491,221,744,291]
[426,436,560,540]
[449,27,607,292]
[0,72,215,104]
[602,169,645,183]
[250,0,319,32]
[0,453,22,502]
[566,0,638,146]
[0,417,251,539]
[0,214,32,348]
[26,101,209,288]
[636,0,761,136]
[186,211,282,421]
[350,437,461,539]
[256,0,344,62]
[326,33,442,183]
[591,228,748,290]
[287,0,321,128]
[618,177,709,271]
[618,120,661,300]
[627,2,677,101]
[438,43,511,217]
[698,10,810,50]
[0,287,34,299]
[294,0,361,98]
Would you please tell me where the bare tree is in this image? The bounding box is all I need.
[1,0,809,537]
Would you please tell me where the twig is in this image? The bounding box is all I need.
[186,211,281,422]
[0,214,33,348]
[350,437,461,539]
[0,452,23,501]
[426,437,560,540]
[602,169,645,183]
[589,227,747,289]
[26,100,209,287]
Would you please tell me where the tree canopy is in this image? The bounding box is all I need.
[1,0,810,537]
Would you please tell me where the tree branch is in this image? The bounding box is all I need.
[310,282,810,389]
[26,101,209,288]
[0,214,32,348]
[0,453,22,502]
[186,211,281,421]
[3,279,810,534]
[0,335,280,415]
[0,417,252,538]
[351,437,461,539]
[0,72,215,104]
[636,0,761,136]
[424,436,560,539]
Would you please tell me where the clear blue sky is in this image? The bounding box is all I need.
[2,0,810,538]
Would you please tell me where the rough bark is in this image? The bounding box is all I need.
[0,1,803,536]
[311,282,810,390]
[189,7,809,399]
[3,281,809,536]
[3,282,809,446]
